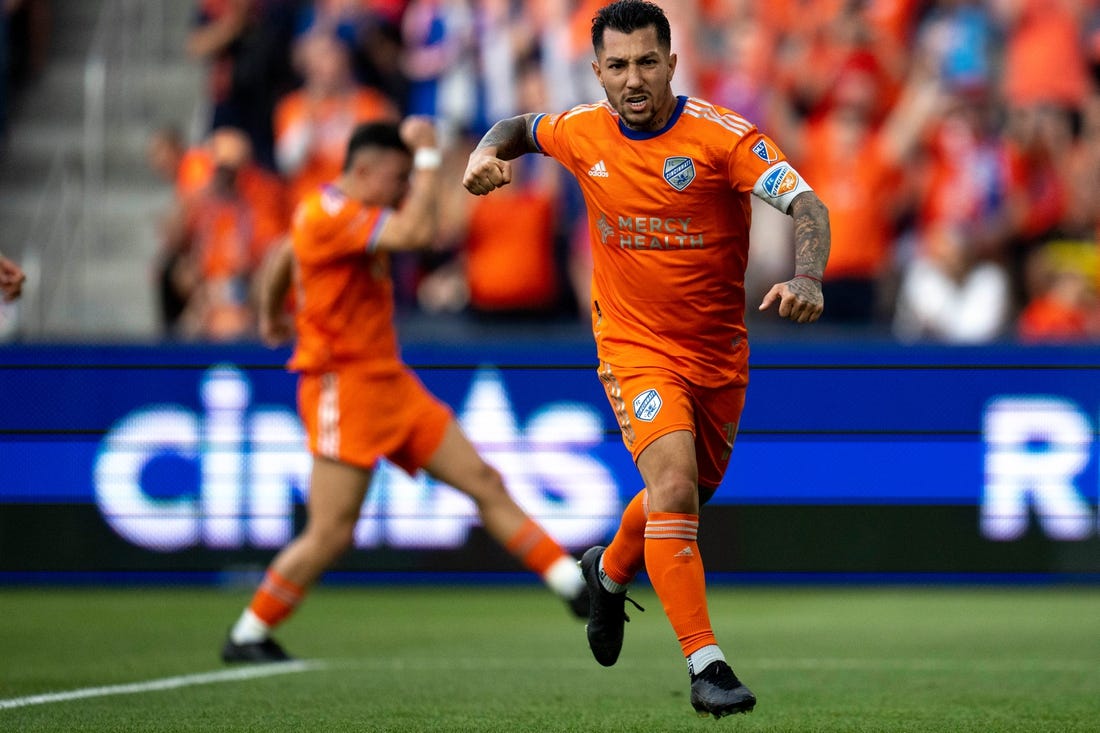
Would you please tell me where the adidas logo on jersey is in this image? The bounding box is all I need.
[587,160,609,178]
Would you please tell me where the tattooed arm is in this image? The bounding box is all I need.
[462,113,541,196]
[759,190,831,324]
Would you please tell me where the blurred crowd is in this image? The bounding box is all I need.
[150,0,1100,344]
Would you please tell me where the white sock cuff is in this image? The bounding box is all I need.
[545,555,586,599]
[230,608,270,645]
[597,555,629,594]
[687,644,726,676]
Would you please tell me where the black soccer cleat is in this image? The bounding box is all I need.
[221,635,294,664]
[579,545,643,667]
[689,660,756,719]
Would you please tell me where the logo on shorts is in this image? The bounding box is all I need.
[663,156,695,191]
[632,388,662,422]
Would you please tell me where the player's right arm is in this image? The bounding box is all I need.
[256,236,295,347]
[462,113,540,196]
[373,116,441,251]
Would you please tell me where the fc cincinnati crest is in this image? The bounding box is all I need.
[663,156,695,191]
[632,388,662,422]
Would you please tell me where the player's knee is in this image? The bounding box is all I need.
[468,462,509,503]
[647,479,699,514]
[306,520,356,560]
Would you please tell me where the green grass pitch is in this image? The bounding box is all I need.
[1,584,1098,732]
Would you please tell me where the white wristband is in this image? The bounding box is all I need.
[413,148,442,170]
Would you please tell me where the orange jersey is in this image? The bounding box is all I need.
[288,184,399,374]
[533,96,812,388]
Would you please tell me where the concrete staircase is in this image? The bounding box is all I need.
[0,0,203,339]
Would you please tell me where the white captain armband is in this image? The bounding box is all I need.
[753,162,814,214]
[413,148,443,170]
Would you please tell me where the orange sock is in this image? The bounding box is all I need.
[504,517,568,577]
[249,569,305,628]
[602,489,648,586]
[644,511,716,657]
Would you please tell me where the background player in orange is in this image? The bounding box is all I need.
[463,0,830,719]
[221,117,588,663]
[0,252,25,302]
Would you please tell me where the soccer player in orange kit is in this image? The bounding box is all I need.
[220,117,588,663]
[463,0,830,719]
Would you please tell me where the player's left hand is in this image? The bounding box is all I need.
[258,310,294,348]
[758,277,823,324]
[0,255,26,303]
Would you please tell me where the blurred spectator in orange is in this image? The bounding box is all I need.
[1018,242,1100,342]
[274,30,400,206]
[893,80,1015,344]
[418,58,569,320]
[916,89,1011,249]
[151,127,289,338]
[783,56,940,324]
[767,0,911,122]
[457,153,563,319]
[995,0,1091,113]
[1000,103,1076,304]
[188,0,298,171]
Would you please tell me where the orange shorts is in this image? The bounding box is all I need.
[297,365,453,474]
[597,361,746,490]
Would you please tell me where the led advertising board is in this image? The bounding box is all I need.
[2,342,1099,581]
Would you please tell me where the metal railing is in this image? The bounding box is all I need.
[16,0,168,337]
[16,150,85,337]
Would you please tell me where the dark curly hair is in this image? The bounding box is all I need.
[342,121,409,172]
[591,0,672,55]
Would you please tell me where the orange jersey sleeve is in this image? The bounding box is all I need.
[533,96,812,387]
[288,184,401,373]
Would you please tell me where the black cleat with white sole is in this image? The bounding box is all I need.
[578,545,643,667]
[690,660,756,719]
[221,635,294,664]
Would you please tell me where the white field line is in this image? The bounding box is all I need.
[0,660,324,711]
[2,655,1091,711]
